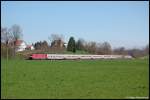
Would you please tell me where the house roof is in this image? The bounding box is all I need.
[15,40,23,46]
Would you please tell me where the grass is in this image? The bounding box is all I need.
[1,58,149,99]
[62,50,89,54]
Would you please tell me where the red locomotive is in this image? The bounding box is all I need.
[29,54,47,60]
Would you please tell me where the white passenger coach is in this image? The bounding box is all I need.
[46,54,132,60]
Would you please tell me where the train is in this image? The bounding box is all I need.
[29,54,132,60]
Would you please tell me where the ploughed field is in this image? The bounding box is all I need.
[1,58,149,99]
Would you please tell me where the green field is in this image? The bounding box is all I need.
[1,58,149,99]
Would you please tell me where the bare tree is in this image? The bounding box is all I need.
[76,38,85,50]
[42,40,49,51]
[10,24,23,40]
[101,42,112,54]
[48,33,65,50]
[144,44,149,55]
[96,43,103,54]
[1,27,6,43]
[1,27,13,60]
[113,47,127,55]
[10,24,23,56]
[85,41,97,54]
[128,48,142,58]
[48,33,64,44]
[34,40,49,51]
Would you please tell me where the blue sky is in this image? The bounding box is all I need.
[1,1,149,49]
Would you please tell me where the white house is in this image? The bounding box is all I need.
[15,40,27,52]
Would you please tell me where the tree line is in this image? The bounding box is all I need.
[1,25,149,59]
[33,33,149,58]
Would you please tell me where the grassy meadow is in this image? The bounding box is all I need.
[1,58,149,99]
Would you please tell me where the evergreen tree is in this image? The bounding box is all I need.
[67,37,76,53]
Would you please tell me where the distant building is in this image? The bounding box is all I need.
[14,39,34,52]
[15,40,27,52]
